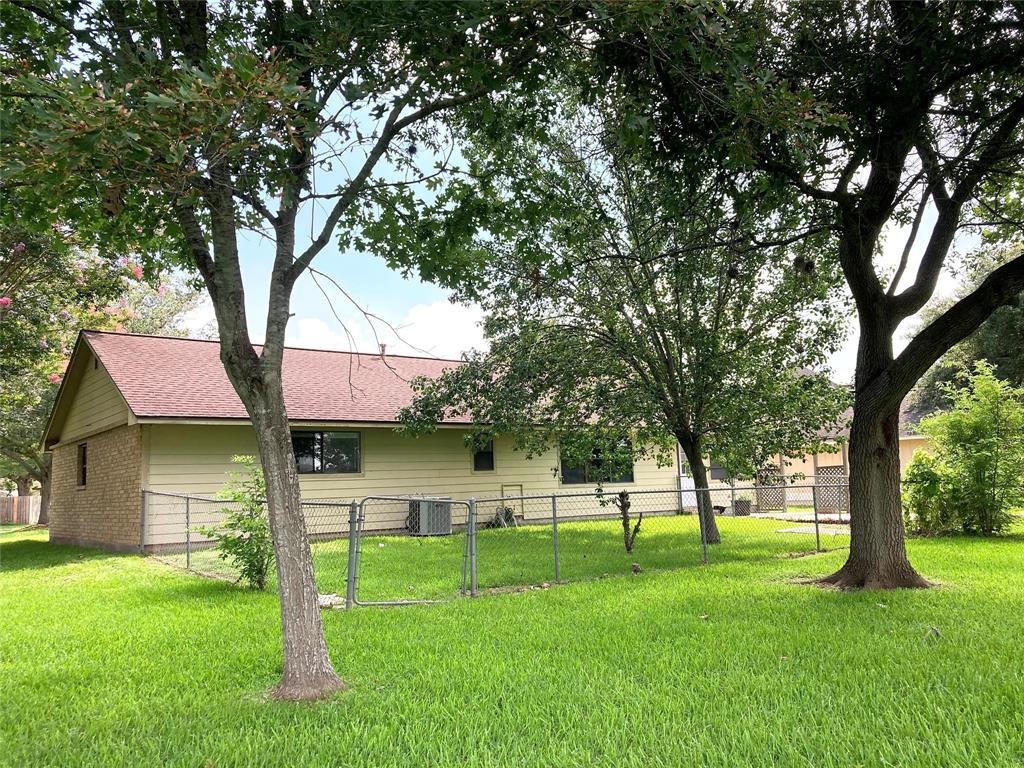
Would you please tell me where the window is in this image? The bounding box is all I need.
[472,439,495,472]
[77,443,87,487]
[710,460,730,481]
[291,431,360,474]
[560,443,634,485]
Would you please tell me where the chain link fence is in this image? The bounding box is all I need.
[141,491,354,596]
[143,481,850,606]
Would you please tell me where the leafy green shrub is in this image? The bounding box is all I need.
[200,455,274,589]
[902,362,1024,536]
[902,453,958,535]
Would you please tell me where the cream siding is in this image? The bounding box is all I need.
[899,435,932,470]
[141,422,680,547]
[59,353,130,443]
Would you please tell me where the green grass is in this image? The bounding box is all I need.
[2,525,1023,767]
[169,514,852,601]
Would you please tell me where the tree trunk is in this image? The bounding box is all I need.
[678,437,721,545]
[15,475,31,497]
[245,374,346,700]
[37,457,50,525]
[820,404,929,589]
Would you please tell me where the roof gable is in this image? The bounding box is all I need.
[45,331,467,441]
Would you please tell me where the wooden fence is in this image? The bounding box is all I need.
[0,496,41,525]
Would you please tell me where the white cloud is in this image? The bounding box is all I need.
[388,300,487,359]
[283,300,486,360]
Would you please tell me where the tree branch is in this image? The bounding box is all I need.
[869,252,1024,415]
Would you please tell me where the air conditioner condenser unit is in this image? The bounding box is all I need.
[407,497,453,536]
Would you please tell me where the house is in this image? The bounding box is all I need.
[43,331,681,552]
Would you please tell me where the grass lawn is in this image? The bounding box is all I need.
[168,514,853,602]
[2,526,1022,767]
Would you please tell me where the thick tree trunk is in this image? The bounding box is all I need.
[678,437,721,545]
[245,374,346,700]
[36,473,49,528]
[821,305,928,589]
[820,404,928,589]
[15,476,31,497]
[37,459,50,526]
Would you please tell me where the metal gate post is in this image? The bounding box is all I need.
[551,494,561,583]
[697,492,709,565]
[468,498,478,597]
[730,481,736,516]
[185,496,192,570]
[345,501,359,609]
[812,484,821,553]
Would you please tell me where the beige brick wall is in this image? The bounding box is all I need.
[49,424,143,552]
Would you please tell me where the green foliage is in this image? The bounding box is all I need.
[0,224,202,489]
[398,104,849,482]
[200,456,274,591]
[903,363,1024,536]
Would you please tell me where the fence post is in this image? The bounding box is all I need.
[551,494,561,583]
[185,496,192,569]
[468,499,478,597]
[139,490,147,553]
[345,501,359,609]
[812,483,821,553]
[730,480,736,515]
[697,493,709,565]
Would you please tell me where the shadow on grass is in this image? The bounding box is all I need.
[0,538,123,573]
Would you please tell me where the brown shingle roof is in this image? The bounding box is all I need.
[82,330,468,424]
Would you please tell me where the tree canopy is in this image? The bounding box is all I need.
[399,103,850,543]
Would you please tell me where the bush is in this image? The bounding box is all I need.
[902,362,1024,536]
[200,455,274,589]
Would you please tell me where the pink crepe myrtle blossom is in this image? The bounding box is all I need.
[117,255,129,267]
[130,263,144,280]
[0,296,11,308]
[13,242,26,253]
[49,373,62,384]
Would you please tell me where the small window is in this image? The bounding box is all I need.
[77,443,87,487]
[472,439,495,472]
[560,442,634,485]
[291,431,360,474]
[710,460,730,481]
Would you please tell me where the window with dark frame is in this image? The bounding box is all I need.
[710,460,730,481]
[77,443,87,487]
[560,442,634,485]
[290,431,360,474]
[472,439,495,472]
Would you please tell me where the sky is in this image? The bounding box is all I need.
[182,181,966,385]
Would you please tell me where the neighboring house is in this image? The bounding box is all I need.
[765,404,932,484]
[43,331,680,552]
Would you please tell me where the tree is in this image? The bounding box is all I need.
[398,109,849,545]
[2,2,564,698]
[593,1,1024,588]
[903,362,1024,536]
[906,243,1024,422]
[0,222,202,523]
[0,225,123,521]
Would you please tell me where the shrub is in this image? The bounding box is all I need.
[200,455,274,589]
[903,362,1024,536]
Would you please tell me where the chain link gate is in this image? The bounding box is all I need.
[344,496,475,607]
